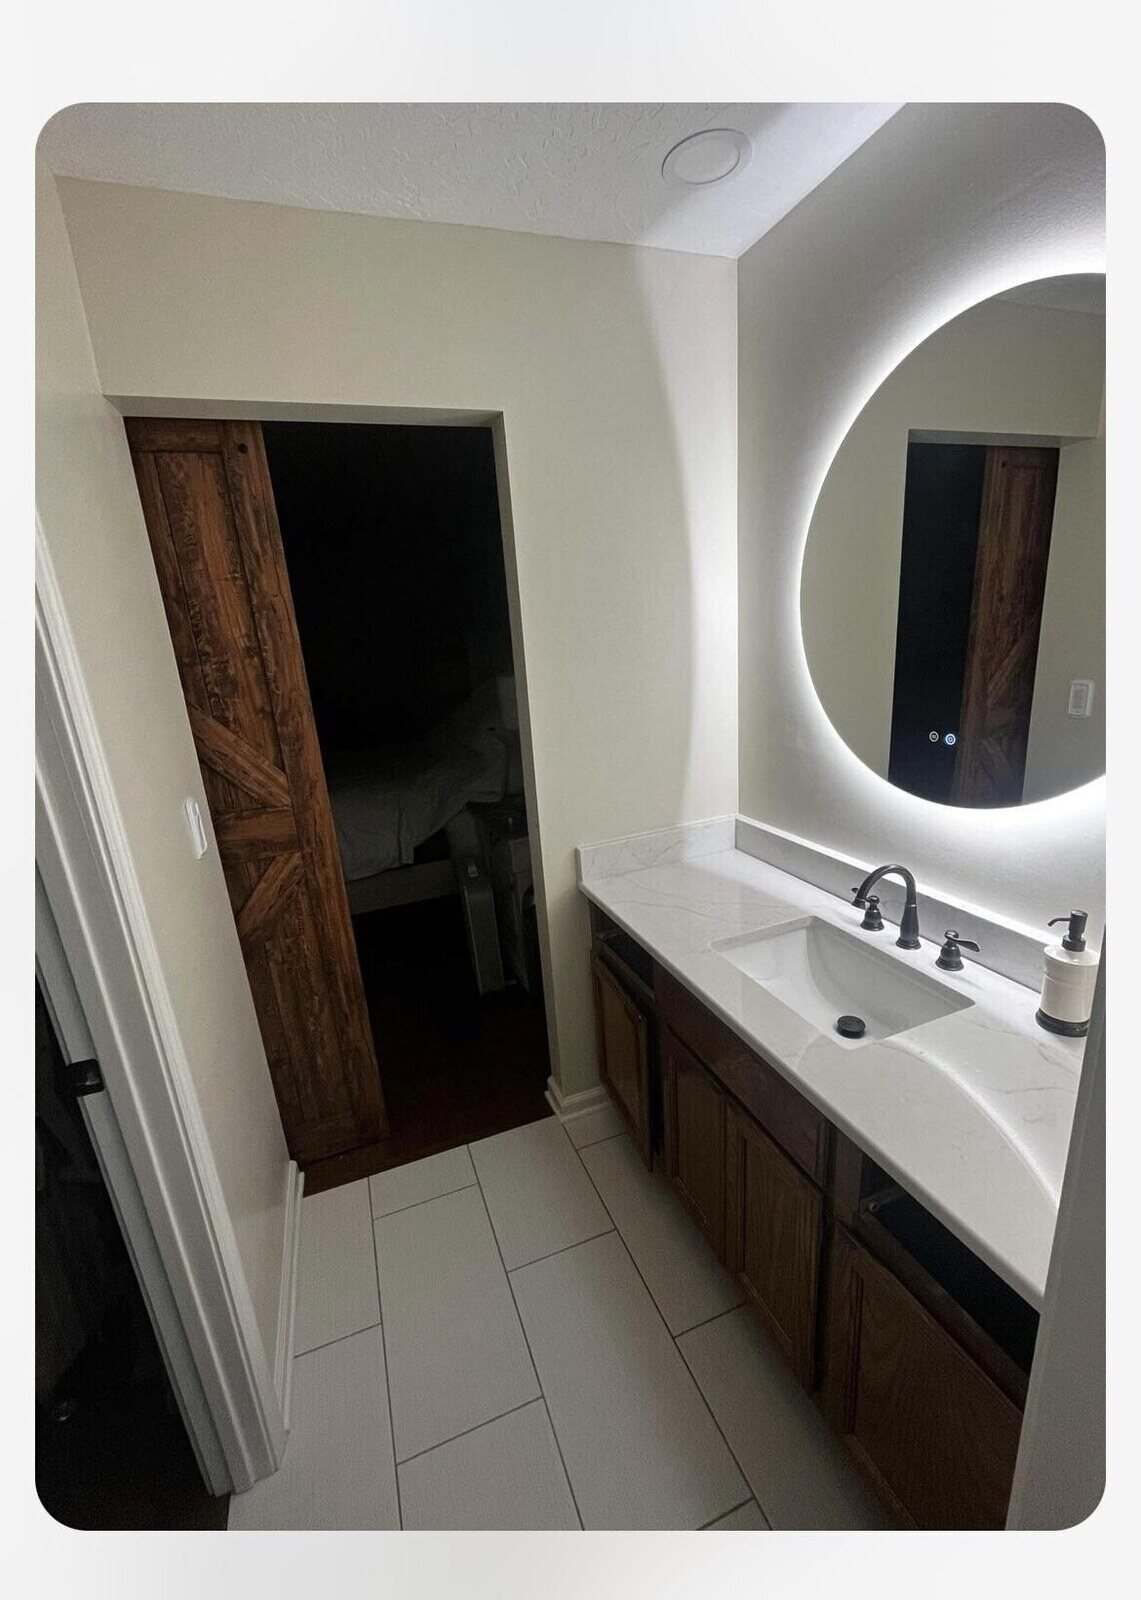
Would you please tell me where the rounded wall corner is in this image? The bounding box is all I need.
[1011,1469,1106,1533]
[1042,101,1107,166]
[36,102,98,164]
[1055,1470,1107,1533]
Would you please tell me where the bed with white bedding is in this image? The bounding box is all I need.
[325,678,519,913]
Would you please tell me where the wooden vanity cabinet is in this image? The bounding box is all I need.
[725,1103,825,1391]
[589,909,657,1165]
[656,967,830,1185]
[656,967,828,1390]
[585,919,1034,1529]
[824,1227,1023,1530]
[660,1030,727,1254]
[590,953,653,1165]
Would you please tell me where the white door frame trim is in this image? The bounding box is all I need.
[36,871,232,1496]
[35,521,287,1492]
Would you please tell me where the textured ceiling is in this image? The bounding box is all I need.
[39,102,901,257]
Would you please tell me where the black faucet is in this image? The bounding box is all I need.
[851,865,921,950]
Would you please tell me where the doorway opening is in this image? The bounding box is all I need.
[261,422,550,1189]
[125,414,551,1179]
[888,438,1060,807]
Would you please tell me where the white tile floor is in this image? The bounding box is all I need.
[228,1111,894,1531]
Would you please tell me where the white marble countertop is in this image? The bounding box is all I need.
[579,845,1085,1308]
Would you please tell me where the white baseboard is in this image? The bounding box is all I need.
[544,1076,613,1124]
[274,1162,304,1434]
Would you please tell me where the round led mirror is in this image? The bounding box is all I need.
[800,273,1104,808]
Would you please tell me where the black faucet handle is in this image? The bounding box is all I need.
[859,894,884,932]
[936,929,980,970]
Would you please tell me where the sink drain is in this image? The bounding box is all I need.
[836,1014,866,1040]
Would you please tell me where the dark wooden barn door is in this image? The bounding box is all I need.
[951,445,1059,807]
[126,418,387,1162]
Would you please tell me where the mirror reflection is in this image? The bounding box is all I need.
[800,274,1105,808]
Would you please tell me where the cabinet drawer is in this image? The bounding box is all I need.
[725,1102,824,1390]
[656,966,829,1184]
[591,951,653,1166]
[661,1030,727,1255]
[824,1227,1023,1529]
[590,906,656,993]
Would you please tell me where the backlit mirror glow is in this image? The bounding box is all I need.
[800,274,1105,809]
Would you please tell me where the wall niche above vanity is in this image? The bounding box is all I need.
[800,273,1104,809]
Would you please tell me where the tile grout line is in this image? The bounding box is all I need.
[370,1147,613,1271]
[674,1323,775,1530]
[365,1134,609,1506]
[565,1131,682,1336]
[364,1123,614,1227]
[301,1122,751,1531]
[465,1148,542,1397]
[469,1142,585,1532]
[568,1127,628,1153]
[368,1197,404,1531]
[568,1128,759,1529]
[394,1396,545,1469]
[369,1178,479,1225]
[573,1128,872,1532]
[537,1394,581,1531]
[699,1496,766,1531]
[553,1118,621,1232]
[568,1128,728,1340]
[294,1319,383,1360]
[673,1302,746,1341]
[507,1226,616,1273]
[363,1118,755,1530]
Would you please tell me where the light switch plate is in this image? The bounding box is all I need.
[183,796,209,858]
[1067,679,1095,718]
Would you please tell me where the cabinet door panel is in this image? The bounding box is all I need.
[725,1104,823,1390]
[661,1030,726,1254]
[824,1228,1022,1529]
[656,967,829,1183]
[591,952,652,1165]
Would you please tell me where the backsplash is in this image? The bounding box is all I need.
[735,816,1051,991]
[576,813,1061,991]
[576,817,735,884]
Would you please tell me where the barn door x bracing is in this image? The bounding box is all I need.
[127,418,387,1162]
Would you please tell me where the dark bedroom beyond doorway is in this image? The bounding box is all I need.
[261,421,552,1191]
[303,894,551,1195]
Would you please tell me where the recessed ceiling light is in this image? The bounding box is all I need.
[661,128,753,188]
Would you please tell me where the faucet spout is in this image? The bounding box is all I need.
[851,864,921,950]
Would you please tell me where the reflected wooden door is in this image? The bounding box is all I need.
[127,418,387,1162]
[951,446,1059,806]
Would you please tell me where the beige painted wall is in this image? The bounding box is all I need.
[36,168,293,1362]
[802,295,1104,782]
[54,176,740,1102]
[739,103,1105,940]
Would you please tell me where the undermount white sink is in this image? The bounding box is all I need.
[712,916,974,1044]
